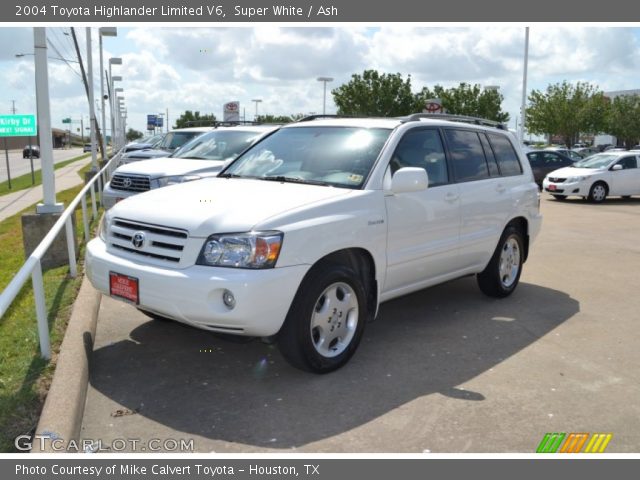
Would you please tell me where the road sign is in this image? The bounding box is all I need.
[62,117,72,124]
[0,114,37,137]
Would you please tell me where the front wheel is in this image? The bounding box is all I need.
[477,225,524,298]
[278,264,368,373]
[588,182,608,203]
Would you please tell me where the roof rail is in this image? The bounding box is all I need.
[183,120,260,128]
[296,114,358,123]
[401,113,507,130]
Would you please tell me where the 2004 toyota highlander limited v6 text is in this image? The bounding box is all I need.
[86,114,542,373]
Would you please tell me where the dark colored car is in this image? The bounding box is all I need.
[23,145,40,158]
[527,150,576,186]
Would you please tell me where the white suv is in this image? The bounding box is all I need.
[87,114,542,373]
[102,125,277,209]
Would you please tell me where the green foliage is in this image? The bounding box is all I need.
[606,94,640,147]
[126,128,144,142]
[332,70,421,116]
[255,114,304,124]
[526,81,607,146]
[417,83,510,123]
[174,110,217,129]
[331,70,509,122]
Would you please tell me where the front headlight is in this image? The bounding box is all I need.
[566,176,588,183]
[196,231,283,269]
[97,215,111,241]
[155,175,202,188]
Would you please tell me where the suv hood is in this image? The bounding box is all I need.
[114,157,225,178]
[123,149,171,160]
[548,166,602,177]
[108,177,353,237]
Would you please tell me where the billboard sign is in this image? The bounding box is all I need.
[147,114,157,130]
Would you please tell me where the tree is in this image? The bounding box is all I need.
[255,114,305,124]
[416,83,509,123]
[606,94,640,147]
[126,128,144,142]
[332,70,422,116]
[526,81,607,146]
[174,110,217,128]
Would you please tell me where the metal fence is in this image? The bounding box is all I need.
[0,156,117,359]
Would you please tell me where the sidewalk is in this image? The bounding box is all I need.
[0,157,92,222]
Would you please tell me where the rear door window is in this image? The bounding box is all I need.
[444,129,490,182]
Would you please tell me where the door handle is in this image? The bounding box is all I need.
[444,192,459,202]
[496,184,506,193]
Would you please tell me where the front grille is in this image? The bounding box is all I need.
[109,218,188,264]
[548,177,566,183]
[110,174,151,192]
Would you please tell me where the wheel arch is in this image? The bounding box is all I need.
[506,216,530,263]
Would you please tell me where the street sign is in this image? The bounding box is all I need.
[0,114,37,137]
[62,117,72,124]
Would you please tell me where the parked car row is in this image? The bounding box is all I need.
[87,114,543,373]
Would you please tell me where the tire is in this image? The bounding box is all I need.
[588,182,608,203]
[477,225,524,298]
[552,195,567,201]
[278,263,368,373]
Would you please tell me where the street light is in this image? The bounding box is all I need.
[251,99,262,120]
[99,27,117,159]
[15,52,79,63]
[317,76,333,115]
[109,58,122,149]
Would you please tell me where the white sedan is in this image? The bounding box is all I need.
[543,151,640,202]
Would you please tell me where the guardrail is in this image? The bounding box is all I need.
[0,156,118,359]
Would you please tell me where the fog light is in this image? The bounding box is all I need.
[222,289,236,309]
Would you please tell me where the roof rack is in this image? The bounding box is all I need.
[401,113,507,130]
[183,120,260,128]
[296,114,358,123]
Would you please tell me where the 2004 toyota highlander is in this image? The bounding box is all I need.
[86,114,542,373]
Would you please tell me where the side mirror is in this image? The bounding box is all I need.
[391,167,429,194]
[611,164,623,171]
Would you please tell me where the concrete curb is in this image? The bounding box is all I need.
[31,275,101,453]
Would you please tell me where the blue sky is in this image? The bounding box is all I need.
[1,26,640,137]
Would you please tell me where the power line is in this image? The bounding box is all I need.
[46,37,82,79]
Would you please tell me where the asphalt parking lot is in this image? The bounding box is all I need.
[80,194,640,453]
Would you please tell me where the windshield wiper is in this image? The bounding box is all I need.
[218,172,244,178]
[262,175,331,186]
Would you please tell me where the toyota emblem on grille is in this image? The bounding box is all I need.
[132,231,146,249]
[122,177,133,188]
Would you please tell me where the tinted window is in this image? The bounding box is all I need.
[479,133,500,176]
[526,152,542,167]
[488,133,522,176]
[444,129,489,182]
[617,156,638,169]
[543,152,571,166]
[391,129,448,186]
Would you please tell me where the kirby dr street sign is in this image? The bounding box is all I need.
[0,114,37,137]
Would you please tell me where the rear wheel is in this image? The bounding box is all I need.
[477,225,524,298]
[588,182,608,203]
[278,263,368,373]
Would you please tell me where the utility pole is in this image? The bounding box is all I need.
[86,27,98,172]
[70,27,105,162]
[519,27,529,145]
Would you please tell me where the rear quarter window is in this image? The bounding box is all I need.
[488,133,523,176]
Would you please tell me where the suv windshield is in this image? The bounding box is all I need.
[158,131,205,151]
[172,130,263,160]
[573,154,618,169]
[222,126,391,189]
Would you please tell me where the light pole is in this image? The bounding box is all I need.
[251,99,262,120]
[520,27,530,145]
[110,73,122,149]
[317,76,333,115]
[86,27,99,172]
[109,57,122,149]
[99,27,117,159]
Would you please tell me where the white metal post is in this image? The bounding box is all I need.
[519,27,529,145]
[34,28,63,214]
[86,27,98,172]
[65,217,77,278]
[99,34,106,159]
[81,195,89,243]
[31,260,51,359]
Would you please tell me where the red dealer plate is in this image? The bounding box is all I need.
[109,271,139,304]
[548,184,557,191]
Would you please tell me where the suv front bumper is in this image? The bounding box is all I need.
[86,238,309,337]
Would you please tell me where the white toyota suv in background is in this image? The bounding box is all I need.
[87,114,542,373]
[118,127,213,165]
[102,125,277,209]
